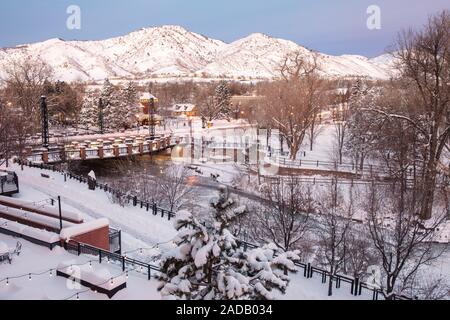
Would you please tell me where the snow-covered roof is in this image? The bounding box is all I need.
[0,205,73,230]
[0,241,8,255]
[0,196,84,224]
[140,93,157,101]
[88,170,96,181]
[60,218,109,240]
[173,103,196,113]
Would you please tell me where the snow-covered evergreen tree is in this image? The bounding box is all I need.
[79,91,99,129]
[101,79,122,130]
[119,81,139,129]
[158,187,300,300]
[214,81,232,119]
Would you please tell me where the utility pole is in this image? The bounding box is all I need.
[58,196,63,232]
[98,98,104,134]
[40,96,49,149]
[257,126,261,186]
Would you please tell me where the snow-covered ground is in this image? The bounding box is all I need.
[4,163,177,257]
[0,233,374,300]
[0,163,381,300]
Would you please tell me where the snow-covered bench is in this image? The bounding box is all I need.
[0,218,60,250]
[0,241,21,264]
[56,262,127,298]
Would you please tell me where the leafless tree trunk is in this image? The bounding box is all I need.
[264,51,326,160]
[377,10,450,219]
[156,164,193,212]
[365,182,448,300]
[248,175,314,253]
[316,179,354,296]
[1,56,52,135]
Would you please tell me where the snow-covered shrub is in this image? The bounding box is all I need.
[158,187,300,300]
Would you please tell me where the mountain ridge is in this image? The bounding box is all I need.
[0,25,396,82]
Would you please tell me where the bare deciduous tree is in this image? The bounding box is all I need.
[156,164,194,212]
[0,95,27,167]
[365,10,450,219]
[365,182,448,300]
[1,56,53,134]
[248,176,314,254]
[264,51,325,160]
[316,180,354,296]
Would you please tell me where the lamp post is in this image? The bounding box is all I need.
[149,97,156,140]
[136,115,141,133]
[58,196,63,232]
[189,116,194,163]
[201,116,206,129]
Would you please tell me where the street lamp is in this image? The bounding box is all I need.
[188,116,194,163]
[136,115,141,133]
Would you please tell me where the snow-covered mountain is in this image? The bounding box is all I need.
[0,25,397,82]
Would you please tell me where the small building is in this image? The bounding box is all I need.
[172,104,198,117]
[136,93,162,126]
[139,93,158,115]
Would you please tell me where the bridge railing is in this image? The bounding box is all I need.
[25,135,176,164]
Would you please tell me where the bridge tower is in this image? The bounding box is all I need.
[140,93,158,140]
[40,96,49,149]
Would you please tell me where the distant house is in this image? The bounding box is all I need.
[172,104,198,117]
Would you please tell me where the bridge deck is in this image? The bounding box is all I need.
[25,135,178,165]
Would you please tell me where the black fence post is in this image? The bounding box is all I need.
[99,250,102,264]
[77,243,81,256]
[353,278,359,296]
[122,257,126,272]
[148,266,151,280]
